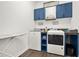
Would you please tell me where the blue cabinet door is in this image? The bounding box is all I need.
[65,35,78,57]
[64,2,72,18]
[34,9,40,20]
[56,2,72,19]
[56,4,64,18]
[71,35,78,57]
[34,8,45,20]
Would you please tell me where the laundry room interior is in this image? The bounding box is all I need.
[0,0,79,57]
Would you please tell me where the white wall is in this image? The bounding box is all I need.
[0,34,29,57]
[0,1,34,56]
[70,2,79,31]
[0,1,34,37]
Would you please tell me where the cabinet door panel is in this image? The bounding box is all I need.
[29,32,41,51]
[45,6,56,19]
[39,8,45,20]
[65,35,78,56]
[56,2,72,19]
[34,8,45,20]
[64,2,72,17]
[71,35,78,56]
[34,9,40,20]
[56,5,64,18]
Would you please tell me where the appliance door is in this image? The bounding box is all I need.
[48,35,63,45]
[47,34,64,56]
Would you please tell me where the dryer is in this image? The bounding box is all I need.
[47,30,65,56]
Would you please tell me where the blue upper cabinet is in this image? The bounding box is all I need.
[64,2,72,18]
[56,2,72,18]
[56,4,64,18]
[34,8,45,21]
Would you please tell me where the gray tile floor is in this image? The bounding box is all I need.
[19,49,63,57]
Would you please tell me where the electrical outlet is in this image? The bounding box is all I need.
[52,20,59,25]
[38,22,43,25]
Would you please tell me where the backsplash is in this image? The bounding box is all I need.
[34,18,71,29]
[52,20,59,25]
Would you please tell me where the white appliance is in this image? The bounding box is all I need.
[47,30,65,56]
[29,31,41,51]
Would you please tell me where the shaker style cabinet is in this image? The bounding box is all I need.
[56,4,64,18]
[45,6,56,20]
[34,8,45,20]
[64,2,72,17]
[29,32,41,51]
[34,2,72,21]
[65,34,78,57]
[29,32,47,52]
[56,2,72,18]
